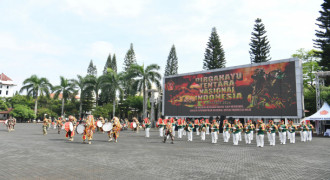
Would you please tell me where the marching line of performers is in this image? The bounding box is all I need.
[156,118,315,147]
[4,116,16,132]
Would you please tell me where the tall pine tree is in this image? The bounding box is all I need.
[249,18,271,64]
[123,43,137,71]
[87,60,97,76]
[111,54,117,73]
[164,45,178,76]
[103,53,112,75]
[314,0,330,71]
[203,27,226,70]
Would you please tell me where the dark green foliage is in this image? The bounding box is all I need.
[103,54,112,75]
[249,18,271,63]
[123,43,137,71]
[203,27,226,70]
[87,60,97,76]
[111,54,117,73]
[164,45,178,76]
[10,105,35,120]
[0,99,8,111]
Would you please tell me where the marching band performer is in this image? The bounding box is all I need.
[231,120,240,145]
[306,120,314,141]
[171,118,176,136]
[144,118,151,138]
[163,120,174,144]
[237,119,243,141]
[182,119,187,136]
[108,117,122,142]
[158,118,164,137]
[288,120,296,143]
[12,118,16,131]
[222,119,231,143]
[267,120,277,146]
[211,120,219,143]
[83,115,96,144]
[256,120,265,148]
[194,119,200,135]
[205,119,210,135]
[200,119,207,141]
[244,120,253,144]
[177,118,183,139]
[278,120,287,145]
[186,121,194,141]
[56,118,63,134]
[66,115,75,141]
[300,121,308,142]
[42,118,48,135]
[250,120,255,140]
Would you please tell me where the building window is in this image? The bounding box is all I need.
[6,91,8,95]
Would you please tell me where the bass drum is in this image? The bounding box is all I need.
[97,120,103,128]
[133,122,137,128]
[76,124,85,134]
[102,122,113,132]
[5,120,8,125]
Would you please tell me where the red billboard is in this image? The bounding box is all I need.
[163,59,303,118]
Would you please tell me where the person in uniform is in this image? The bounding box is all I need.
[108,117,122,142]
[231,120,240,145]
[187,120,194,141]
[56,118,63,134]
[157,118,164,137]
[200,119,207,141]
[306,120,314,141]
[144,118,151,138]
[42,118,48,135]
[244,120,253,144]
[288,120,296,143]
[237,119,243,141]
[83,115,95,144]
[250,120,255,140]
[211,120,219,143]
[278,120,287,145]
[194,119,200,135]
[267,120,277,146]
[300,121,308,142]
[205,119,210,135]
[222,119,231,143]
[163,120,174,144]
[256,120,265,147]
[177,118,183,139]
[182,119,187,136]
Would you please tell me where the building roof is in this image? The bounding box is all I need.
[0,108,13,114]
[50,93,80,100]
[0,73,13,81]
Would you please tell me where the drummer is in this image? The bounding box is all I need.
[83,115,96,144]
[108,117,122,142]
[56,118,63,134]
[144,118,151,138]
[132,117,140,133]
[66,115,75,141]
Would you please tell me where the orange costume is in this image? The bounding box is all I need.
[108,117,122,142]
[83,115,96,144]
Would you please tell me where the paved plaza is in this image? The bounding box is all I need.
[1,124,330,180]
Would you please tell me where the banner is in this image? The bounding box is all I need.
[163,60,301,117]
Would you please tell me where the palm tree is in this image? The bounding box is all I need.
[71,75,88,120]
[20,75,52,117]
[100,68,124,118]
[85,75,102,107]
[127,64,161,119]
[53,76,76,117]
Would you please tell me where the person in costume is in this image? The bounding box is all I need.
[132,117,140,133]
[231,119,240,145]
[65,115,75,141]
[163,120,174,144]
[210,120,219,143]
[306,120,314,141]
[200,119,207,141]
[244,120,253,144]
[108,117,122,142]
[12,117,16,131]
[237,119,243,141]
[99,117,105,133]
[42,118,48,135]
[256,120,266,147]
[157,118,164,137]
[205,119,210,135]
[187,121,194,141]
[144,118,151,138]
[288,120,296,143]
[300,121,308,142]
[278,120,287,145]
[222,119,231,143]
[177,118,183,139]
[182,119,187,136]
[170,118,176,136]
[194,119,200,135]
[83,115,96,144]
[267,120,277,146]
[250,120,255,140]
[56,118,63,134]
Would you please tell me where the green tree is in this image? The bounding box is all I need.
[85,75,102,107]
[164,44,178,76]
[52,76,76,117]
[203,27,226,70]
[111,54,117,73]
[72,75,89,119]
[20,75,52,117]
[123,43,137,71]
[92,103,112,118]
[37,107,57,119]
[103,54,112,75]
[0,99,8,111]
[10,104,36,121]
[249,18,271,63]
[292,49,322,89]
[127,63,161,119]
[87,59,97,76]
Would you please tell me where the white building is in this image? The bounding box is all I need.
[0,73,16,98]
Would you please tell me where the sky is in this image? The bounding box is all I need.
[0,0,323,93]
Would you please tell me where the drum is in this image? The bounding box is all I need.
[97,121,103,128]
[5,120,8,125]
[102,122,113,132]
[133,122,137,128]
[76,124,85,134]
[64,122,73,132]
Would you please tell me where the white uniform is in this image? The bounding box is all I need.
[159,126,164,137]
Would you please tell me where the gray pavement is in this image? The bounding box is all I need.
[0,123,330,180]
